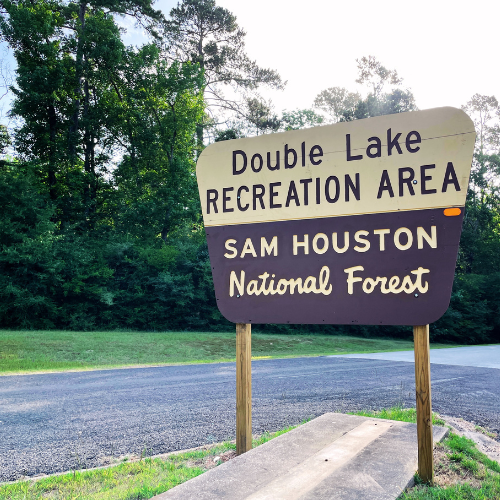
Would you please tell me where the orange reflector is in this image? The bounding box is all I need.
[444,208,461,216]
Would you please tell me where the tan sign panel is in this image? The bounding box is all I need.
[197,107,475,227]
[197,108,476,325]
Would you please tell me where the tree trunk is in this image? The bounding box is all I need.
[161,207,171,243]
[196,123,203,158]
[82,70,91,223]
[196,33,204,158]
[47,103,57,201]
[68,1,87,165]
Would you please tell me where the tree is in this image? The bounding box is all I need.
[214,107,324,140]
[214,127,242,142]
[0,0,204,236]
[280,108,324,130]
[0,123,10,156]
[434,94,500,344]
[313,57,417,123]
[313,87,360,123]
[163,0,284,149]
[0,0,207,331]
[109,47,204,241]
[462,94,500,155]
[457,94,500,275]
[340,88,416,121]
[0,0,165,225]
[242,97,280,136]
[355,55,403,97]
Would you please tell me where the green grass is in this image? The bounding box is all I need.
[0,329,458,374]
[0,426,299,499]
[402,434,500,499]
[349,406,446,426]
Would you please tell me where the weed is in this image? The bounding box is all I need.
[474,425,497,439]
[0,426,298,500]
[402,433,500,499]
[348,405,445,426]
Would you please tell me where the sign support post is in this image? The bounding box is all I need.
[413,324,433,483]
[236,323,252,455]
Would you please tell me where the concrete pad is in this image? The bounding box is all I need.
[335,345,500,369]
[154,413,448,500]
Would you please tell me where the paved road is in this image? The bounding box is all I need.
[1,353,500,482]
[338,345,500,369]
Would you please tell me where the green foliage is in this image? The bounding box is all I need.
[313,56,417,124]
[214,106,324,139]
[164,0,284,147]
[252,423,302,447]
[0,0,201,232]
[243,97,281,135]
[446,434,500,473]
[0,1,499,346]
[109,51,204,240]
[0,164,115,329]
[313,87,361,123]
[214,128,242,141]
[0,163,59,328]
[0,0,209,332]
[431,273,500,343]
[437,94,500,345]
[0,124,10,154]
[342,88,417,121]
[405,481,500,499]
[280,109,324,130]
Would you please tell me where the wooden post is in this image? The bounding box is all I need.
[413,324,433,483]
[236,323,252,455]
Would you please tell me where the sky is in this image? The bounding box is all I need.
[1,0,499,122]
[152,0,500,114]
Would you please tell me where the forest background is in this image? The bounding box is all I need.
[0,0,499,344]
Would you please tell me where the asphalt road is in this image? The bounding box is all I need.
[1,354,500,482]
[339,345,500,369]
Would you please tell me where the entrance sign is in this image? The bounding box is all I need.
[197,107,475,325]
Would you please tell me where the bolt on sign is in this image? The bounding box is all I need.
[196,107,475,325]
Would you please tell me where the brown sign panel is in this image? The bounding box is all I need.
[197,107,475,325]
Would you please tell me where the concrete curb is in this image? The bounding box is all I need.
[0,441,232,486]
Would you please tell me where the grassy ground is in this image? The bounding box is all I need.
[0,330,457,374]
[0,427,297,500]
[1,409,498,499]
[403,433,500,499]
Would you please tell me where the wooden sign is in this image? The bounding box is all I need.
[196,107,475,325]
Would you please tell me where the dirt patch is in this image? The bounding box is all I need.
[405,415,500,496]
[440,414,500,463]
[443,415,498,439]
[432,445,483,488]
[187,450,238,470]
[98,454,140,467]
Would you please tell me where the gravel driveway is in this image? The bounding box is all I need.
[1,354,499,482]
